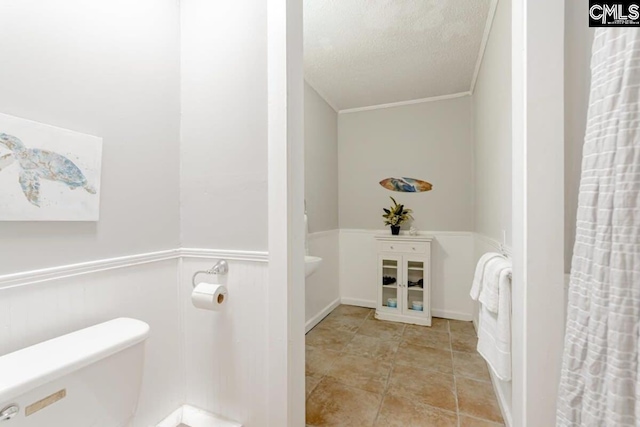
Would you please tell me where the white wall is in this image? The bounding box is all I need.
[339,230,476,320]
[180,0,268,251]
[305,83,339,233]
[474,233,513,425]
[0,260,183,427]
[0,1,281,426]
[564,1,594,273]
[181,257,269,426]
[0,0,181,274]
[472,0,512,247]
[470,0,513,422]
[305,230,340,328]
[303,83,340,328]
[336,96,475,320]
[338,96,474,232]
[0,3,183,424]
[179,0,278,424]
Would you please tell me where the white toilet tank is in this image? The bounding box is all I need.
[0,318,150,427]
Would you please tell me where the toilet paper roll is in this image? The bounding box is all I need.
[191,282,228,311]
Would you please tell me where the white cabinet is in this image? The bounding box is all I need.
[375,235,432,326]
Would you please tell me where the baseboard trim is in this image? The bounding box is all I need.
[0,247,269,289]
[431,309,473,322]
[489,368,513,427]
[305,297,341,333]
[338,301,473,321]
[340,297,376,308]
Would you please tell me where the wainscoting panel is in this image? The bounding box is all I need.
[473,233,513,427]
[0,258,183,427]
[181,256,270,426]
[305,229,340,330]
[339,229,476,321]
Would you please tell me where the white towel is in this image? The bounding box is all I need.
[478,257,511,314]
[470,252,503,300]
[477,263,512,381]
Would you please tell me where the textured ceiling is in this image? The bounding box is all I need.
[304,0,493,110]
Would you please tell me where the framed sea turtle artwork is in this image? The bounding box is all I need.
[0,113,102,221]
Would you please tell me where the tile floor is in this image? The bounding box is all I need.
[305,305,504,427]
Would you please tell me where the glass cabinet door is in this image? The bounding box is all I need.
[379,255,402,311]
[404,258,426,316]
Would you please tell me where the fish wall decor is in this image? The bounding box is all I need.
[379,177,433,193]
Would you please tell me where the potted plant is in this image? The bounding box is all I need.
[382,197,413,235]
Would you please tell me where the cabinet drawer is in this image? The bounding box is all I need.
[379,242,427,254]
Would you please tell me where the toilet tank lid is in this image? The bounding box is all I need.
[0,318,150,404]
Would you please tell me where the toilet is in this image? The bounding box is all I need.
[0,318,149,427]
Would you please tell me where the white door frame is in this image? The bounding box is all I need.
[268,0,567,424]
[267,0,305,425]
[512,0,565,425]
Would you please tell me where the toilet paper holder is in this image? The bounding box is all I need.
[192,260,229,288]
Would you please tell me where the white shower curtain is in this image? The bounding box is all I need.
[557,29,640,426]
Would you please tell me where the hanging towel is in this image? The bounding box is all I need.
[479,257,512,314]
[470,252,503,300]
[477,265,512,381]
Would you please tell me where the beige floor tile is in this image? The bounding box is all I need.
[453,351,491,381]
[395,343,453,374]
[430,317,450,332]
[306,374,323,399]
[317,313,366,334]
[306,308,503,427]
[330,305,373,320]
[343,333,400,362]
[459,415,505,426]
[306,378,382,427]
[306,326,355,352]
[357,318,405,340]
[403,326,451,351]
[374,393,458,427]
[449,320,477,336]
[306,346,341,377]
[457,377,504,423]
[451,332,478,353]
[326,354,391,394]
[387,365,457,412]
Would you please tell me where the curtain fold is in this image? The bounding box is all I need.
[558,28,640,426]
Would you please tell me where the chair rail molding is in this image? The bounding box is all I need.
[0,247,269,289]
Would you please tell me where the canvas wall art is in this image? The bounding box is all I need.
[0,113,102,221]
[380,177,433,193]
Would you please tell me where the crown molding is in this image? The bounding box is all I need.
[304,79,339,113]
[470,0,500,93]
[338,91,471,114]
